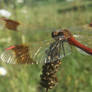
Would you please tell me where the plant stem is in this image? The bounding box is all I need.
[46,88,48,92]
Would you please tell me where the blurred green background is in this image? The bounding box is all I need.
[0,0,92,92]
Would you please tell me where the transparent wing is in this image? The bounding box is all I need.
[69,26,92,46]
[0,45,35,64]
[30,41,52,64]
[0,41,72,64]
[68,26,92,55]
[0,50,17,64]
[0,42,51,64]
[60,42,72,59]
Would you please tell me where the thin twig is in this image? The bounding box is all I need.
[46,88,48,92]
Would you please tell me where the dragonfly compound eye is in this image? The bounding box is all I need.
[52,31,64,40]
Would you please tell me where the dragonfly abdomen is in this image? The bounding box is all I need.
[68,37,92,55]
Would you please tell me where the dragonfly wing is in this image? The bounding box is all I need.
[30,41,52,64]
[76,48,89,55]
[68,26,92,55]
[60,42,72,59]
[0,44,35,64]
[69,26,92,45]
[0,50,16,64]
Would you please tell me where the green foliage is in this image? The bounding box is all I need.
[0,0,92,92]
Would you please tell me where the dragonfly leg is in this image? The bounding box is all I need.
[61,41,66,56]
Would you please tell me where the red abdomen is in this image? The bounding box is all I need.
[68,37,92,55]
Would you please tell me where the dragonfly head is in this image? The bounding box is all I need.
[52,29,73,41]
[52,29,66,41]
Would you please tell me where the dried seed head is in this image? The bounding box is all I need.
[40,60,61,90]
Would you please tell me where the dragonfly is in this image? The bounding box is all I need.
[0,26,92,64]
